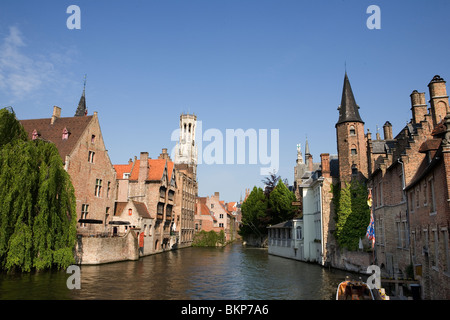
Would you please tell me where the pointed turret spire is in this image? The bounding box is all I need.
[336,72,363,126]
[305,137,310,155]
[74,74,87,117]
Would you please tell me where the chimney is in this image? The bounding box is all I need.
[139,152,149,182]
[158,148,170,160]
[383,121,393,140]
[51,106,61,125]
[214,192,220,199]
[307,154,313,172]
[428,75,449,126]
[366,129,372,141]
[410,90,428,124]
[320,153,330,178]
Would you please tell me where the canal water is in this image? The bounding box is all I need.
[0,242,355,300]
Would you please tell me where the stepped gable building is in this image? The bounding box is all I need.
[368,75,450,299]
[126,151,177,252]
[287,72,450,298]
[113,149,177,255]
[20,84,117,235]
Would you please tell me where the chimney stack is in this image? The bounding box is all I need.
[410,90,428,124]
[320,153,330,178]
[383,121,393,140]
[51,106,61,125]
[428,75,449,126]
[139,152,149,182]
[307,154,313,172]
[158,148,171,160]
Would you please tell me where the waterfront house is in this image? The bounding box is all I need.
[115,151,177,253]
[112,200,154,255]
[268,219,304,261]
[195,193,238,241]
[20,92,117,236]
[366,75,450,299]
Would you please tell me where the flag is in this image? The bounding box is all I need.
[367,188,373,208]
[366,189,375,248]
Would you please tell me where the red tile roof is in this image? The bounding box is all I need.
[197,197,217,221]
[114,163,133,179]
[127,158,175,182]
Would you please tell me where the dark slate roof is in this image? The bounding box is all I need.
[267,220,293,229]
[20,115,93,161]
[336,73,364,125]
[74,85,87,117]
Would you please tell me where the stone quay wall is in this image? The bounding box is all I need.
[75,231,139,265]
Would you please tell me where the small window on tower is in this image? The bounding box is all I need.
[91,135,96,144]
[351,148,357,155]
[349,126,356,136]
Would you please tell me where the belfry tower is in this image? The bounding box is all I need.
[174,113,198,178]
[335,73,368,183]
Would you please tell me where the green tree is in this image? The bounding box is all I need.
[239,186,267,237]
[0,107,27,147]
[0,107,77,272]
[332,181,370,251]
[267,179,297,225]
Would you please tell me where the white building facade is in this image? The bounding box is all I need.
[268,219,304,261]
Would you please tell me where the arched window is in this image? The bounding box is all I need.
[296,226,303,240]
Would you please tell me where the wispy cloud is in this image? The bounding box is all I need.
[0,26,76,101]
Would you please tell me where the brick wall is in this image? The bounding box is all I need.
[68,113,117,234]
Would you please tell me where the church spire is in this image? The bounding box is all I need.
[304,136,310,155]
[336,72,363,126]
[74,75,87,117]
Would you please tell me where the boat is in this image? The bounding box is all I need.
[336,277,375,300]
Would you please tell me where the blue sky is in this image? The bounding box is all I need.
[1,0,450,202]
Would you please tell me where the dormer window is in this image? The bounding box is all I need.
[62,127,70,140]
[32,129,40,140]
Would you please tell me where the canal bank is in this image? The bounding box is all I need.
[1,242,353,300]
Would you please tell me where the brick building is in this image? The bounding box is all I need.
[20,88,117,235]
[114,150,177,253]
[363,75,450,299]
[195,192,238,242]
